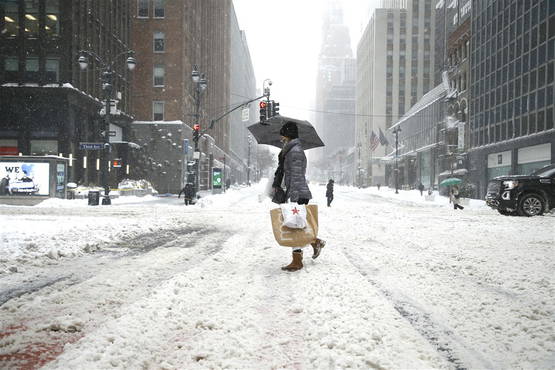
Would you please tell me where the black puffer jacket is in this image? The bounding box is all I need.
[281,138,312,202]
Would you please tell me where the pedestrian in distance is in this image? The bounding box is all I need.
[377,183,381,190]
[326,179,334,207]
[418,182,425,196]
[450,185,464,210]
[272,121,326,271]
[178,183,195,205]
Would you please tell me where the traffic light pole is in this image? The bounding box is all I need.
[193,85,201,196]
[102,71,113,205]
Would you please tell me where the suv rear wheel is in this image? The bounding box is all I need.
[518,193,545,216]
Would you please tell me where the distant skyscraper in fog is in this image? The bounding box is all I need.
[313,1,356,184]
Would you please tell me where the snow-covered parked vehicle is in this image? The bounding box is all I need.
[8,176,39,195]
[485,164,555,216]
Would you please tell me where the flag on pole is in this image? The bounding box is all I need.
[379,128,389,146]
[370,130,379,152]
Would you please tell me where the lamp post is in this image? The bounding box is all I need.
[191,66,207,195]
[246,135,252,186]
[393,126,402,194]
[78,49,136,205]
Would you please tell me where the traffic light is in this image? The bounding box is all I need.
[193,124,200,142]
[259,101,268,123]
[272,101,280,117]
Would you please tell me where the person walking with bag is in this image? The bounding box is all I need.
[272,121,325,271]
[450,185,464,210]
[326,179,334,207]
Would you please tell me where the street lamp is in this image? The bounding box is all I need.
[78,49,136,205]
[393,126,402,194]
[191,65,207,196]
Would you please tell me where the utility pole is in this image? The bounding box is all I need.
[247,136,252,186]
[191,66,207,197]
[393,126,402,194]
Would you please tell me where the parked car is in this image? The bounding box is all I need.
[8,176,40,195]
[485,164,555,216]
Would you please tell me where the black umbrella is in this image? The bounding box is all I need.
[247,115,325,150]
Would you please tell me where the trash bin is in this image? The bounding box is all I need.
[67,190,75,200]
[88,190,100,206]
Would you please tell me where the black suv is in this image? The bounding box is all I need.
[486,164,555,216]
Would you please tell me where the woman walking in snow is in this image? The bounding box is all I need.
[272,121,325,271]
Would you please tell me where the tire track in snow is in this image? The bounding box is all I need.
[343,245,493,370]
[0,227,233,370]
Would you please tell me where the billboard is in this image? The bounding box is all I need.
[0,162,50,196]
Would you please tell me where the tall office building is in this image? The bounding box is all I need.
[229,5,257,184]
[0,0,133,186]
[468,0,555,197]
[130,0,235,192]
[356,0,435,186]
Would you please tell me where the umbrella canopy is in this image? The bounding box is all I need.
[439,177,462,187]
[247,115,325,150]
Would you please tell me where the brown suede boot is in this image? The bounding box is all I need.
[311,238,326,259]
[281,250,303,271]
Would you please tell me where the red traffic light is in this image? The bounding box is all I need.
[193,124,200,131]
[259,101,267,109]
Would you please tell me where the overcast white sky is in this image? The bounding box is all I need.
[232,0,377,121]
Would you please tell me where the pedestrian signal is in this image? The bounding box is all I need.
[259,101,268,123]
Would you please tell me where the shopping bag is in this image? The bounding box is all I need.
[281,204,307,229]
[270,204,318,247]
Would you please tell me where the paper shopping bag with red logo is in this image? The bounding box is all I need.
[270,204,318,247]
[281,204,307,229]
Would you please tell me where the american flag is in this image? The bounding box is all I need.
[370,130,379,152]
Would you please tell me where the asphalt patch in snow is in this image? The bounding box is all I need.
[0,276,70,306]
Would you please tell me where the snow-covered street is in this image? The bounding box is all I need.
[1,183,554,369]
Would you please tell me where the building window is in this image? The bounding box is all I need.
[25,57,39,81]
[153,32,165,52]
[30,140,58,156]
[153,101,164,121]
[46,58,59,83]
[24,0,39,39]
[137,0,148,18]
[45,0,60,37]
[154,0,165,18]
[4,57,18,81]
[4,2,19,38]
[153,65,165,86]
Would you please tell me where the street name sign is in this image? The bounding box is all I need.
[79,142,104,150]
[241,107,249,122]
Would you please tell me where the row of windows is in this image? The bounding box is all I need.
[473,62,555,109]
[472,108,554,147]
[473,0,552,38]
[473,6,554,54]
[473,83,555,126]
[473,20,555,71]
[2,0,60,38]
[3,56,59,82]
[473,39,555,85]
[137,0,165,18]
